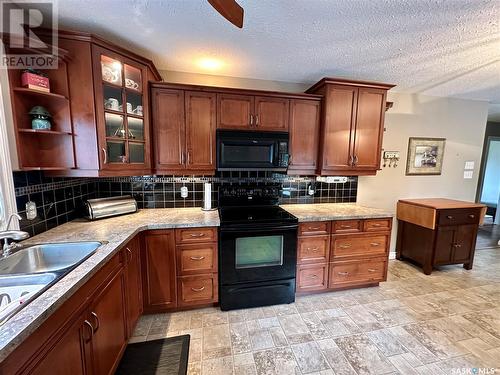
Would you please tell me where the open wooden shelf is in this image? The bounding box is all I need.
[13,87,69,101]
[18,128,72,135]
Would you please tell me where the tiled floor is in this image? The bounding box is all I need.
[131,249,500,375]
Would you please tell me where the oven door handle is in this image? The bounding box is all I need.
[220,224,298,233]
[226,282,293,293]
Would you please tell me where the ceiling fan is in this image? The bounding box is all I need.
[207,0,244,28]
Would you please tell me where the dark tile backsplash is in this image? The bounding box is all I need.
[13,171,357,236]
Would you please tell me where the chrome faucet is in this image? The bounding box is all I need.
[0,213,29,257]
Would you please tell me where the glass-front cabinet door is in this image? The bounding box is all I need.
[92,46,150,172]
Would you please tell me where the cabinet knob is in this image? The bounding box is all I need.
[468,214,475,219]
[453,243,462,248]
[191,286,205,292]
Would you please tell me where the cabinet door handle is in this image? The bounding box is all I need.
[249,114,254,127]
[340,225,352,229]
[339,244,351,249]
[308,226,321,231]
[370,242,380,247]
[353,155,358,165]
[468,214,475,219]
[255,114,259,126]
[102,148,107,164]
[307,247,319,251]
[84,320,94,342]
[189,233,205,238]
[187,151,191,165]
[308,274,318,279]
[289,155,293,165]
[350,155,354,166]
[372,223,382,227]
[126,247,132,263]
[181,152,185,164]
[338,271,349,276]
[91,312,100,333]
[446,215,454,219]
[190,256,205,261]
[453,243,462,248]
[367,268,378,273]
[191,286,205,292]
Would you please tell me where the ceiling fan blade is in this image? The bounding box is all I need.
[207,0,244,28]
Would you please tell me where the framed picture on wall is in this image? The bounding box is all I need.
[406,137,446,175]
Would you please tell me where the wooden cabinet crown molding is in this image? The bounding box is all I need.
[306,77,396,93]
[150,82,322,101]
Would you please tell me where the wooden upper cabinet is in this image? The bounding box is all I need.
[142,230,177,312]
[152,88,185,171]
[254,96,289,131]
[352,87,387,170]
[218,93,253,130]
[185,91,216,171]
[288,99,321,174]
[321,85,357,173]
[307,77,395,176]
[92,45,151,173]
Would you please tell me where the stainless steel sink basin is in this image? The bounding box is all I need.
[0,241,101,276]
[0,273,58,324]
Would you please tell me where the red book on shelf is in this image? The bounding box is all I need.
[21,72,50,92]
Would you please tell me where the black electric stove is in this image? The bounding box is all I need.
[218,184,298,311]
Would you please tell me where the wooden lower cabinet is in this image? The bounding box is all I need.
[141,227,219,312]
[177,274,218,307]
[89,270,127,375]
[296,218,392,294]
[142,230,177,312]
[296,263,328,292]
[29,313,90,375]
[124,236,143,336]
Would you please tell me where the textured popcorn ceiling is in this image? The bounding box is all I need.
[56,0,499,105]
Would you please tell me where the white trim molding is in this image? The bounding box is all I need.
[0,65,18,230]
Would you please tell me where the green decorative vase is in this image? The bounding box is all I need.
[29,106,52,130]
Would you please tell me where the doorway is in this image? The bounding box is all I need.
[476,129,500,249]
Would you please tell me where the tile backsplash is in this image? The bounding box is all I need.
[13,171,358,236]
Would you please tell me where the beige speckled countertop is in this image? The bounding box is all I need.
[280,203,393,222]
[0,203,391,361]
[0,208,219,362]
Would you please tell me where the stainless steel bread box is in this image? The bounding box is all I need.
[84,196,137,220]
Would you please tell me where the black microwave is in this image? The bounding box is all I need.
[216,130,289,171]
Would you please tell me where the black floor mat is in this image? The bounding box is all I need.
[116,335,190,375]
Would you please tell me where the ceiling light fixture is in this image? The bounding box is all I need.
[198,57,224,71]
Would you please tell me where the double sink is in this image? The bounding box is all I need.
[0,241,102,325]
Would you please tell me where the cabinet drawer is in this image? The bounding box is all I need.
[297,236,329,264]
[363,218,392,232]
[175,227,217,244]
[299,222,330,236]
[332,220,362,233]
[176,243,217,275]
[296,263,328,292]
[438,209,481,226]
[329,258,386,287]
[331,234,388,259]
[177,274,218,306]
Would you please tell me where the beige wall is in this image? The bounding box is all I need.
[160,70,310,92]
[357,92,489,252]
